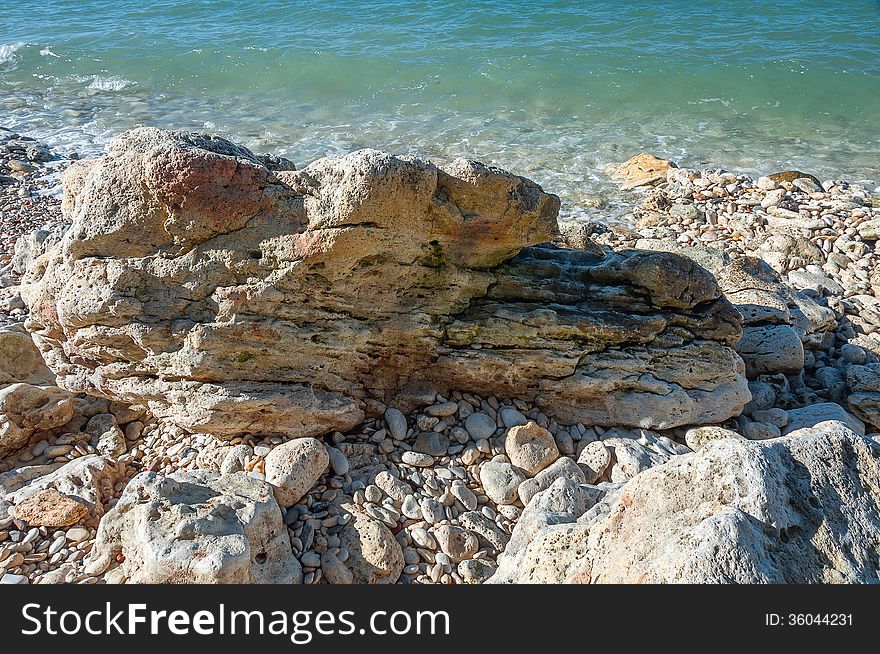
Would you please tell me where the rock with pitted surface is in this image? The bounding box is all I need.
[10,488,88,527]
[0,383,75,461]
[22,127,748,438]
[491,423,880,583]
[89,470,301,584]
[846,364,880,430]
[0,323,54,387]
[338,506,404,584]
[6,455,127,521]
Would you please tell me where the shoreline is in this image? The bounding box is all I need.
[1,125,878,585]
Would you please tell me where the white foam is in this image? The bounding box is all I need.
[0,42,25,65]
[40,48,61,58]
[87,75,133,91]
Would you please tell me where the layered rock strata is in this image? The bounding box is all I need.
[22,128,749,438]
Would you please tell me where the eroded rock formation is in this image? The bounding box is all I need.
[22,128,749,438]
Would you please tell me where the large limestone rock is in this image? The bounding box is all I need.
[491,423,880,583]
[23,128,748,438]
[90,470,301,583]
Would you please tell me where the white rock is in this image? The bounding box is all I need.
[518,456,586,506]
[449,480,478,511]
[504,421,559,477]
[264,438,329,506]
[90,470,301,583]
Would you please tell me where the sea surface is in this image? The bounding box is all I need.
[2,0,879,220]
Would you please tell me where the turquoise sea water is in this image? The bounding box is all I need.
[2,0,879,219]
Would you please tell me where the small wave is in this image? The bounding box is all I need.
[40,48,61,58]
[0,42,25,65]
[87,75,133,91]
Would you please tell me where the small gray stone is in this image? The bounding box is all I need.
[420,497,445,524]
[413,432,450,457]
[458,558,497,584]
[742,421,781,440]
[327,447,350,476]
[425,403,458,417]
[301,551,321,567]
[401,451,434,467]
[384,408,408,440]
[751,408,789,428]
[479,460,526,505]
[840,344,867,365]
[499,407,527,429]
[465,412,496,441]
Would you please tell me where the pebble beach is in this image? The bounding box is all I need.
[1,126,878,585]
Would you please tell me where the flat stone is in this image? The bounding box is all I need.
[401,495,421,520]
[413,431,450,457]
[66,526,90,543]
[401,451,434,467]
[424,403,458,417]
[11,488,89,527]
